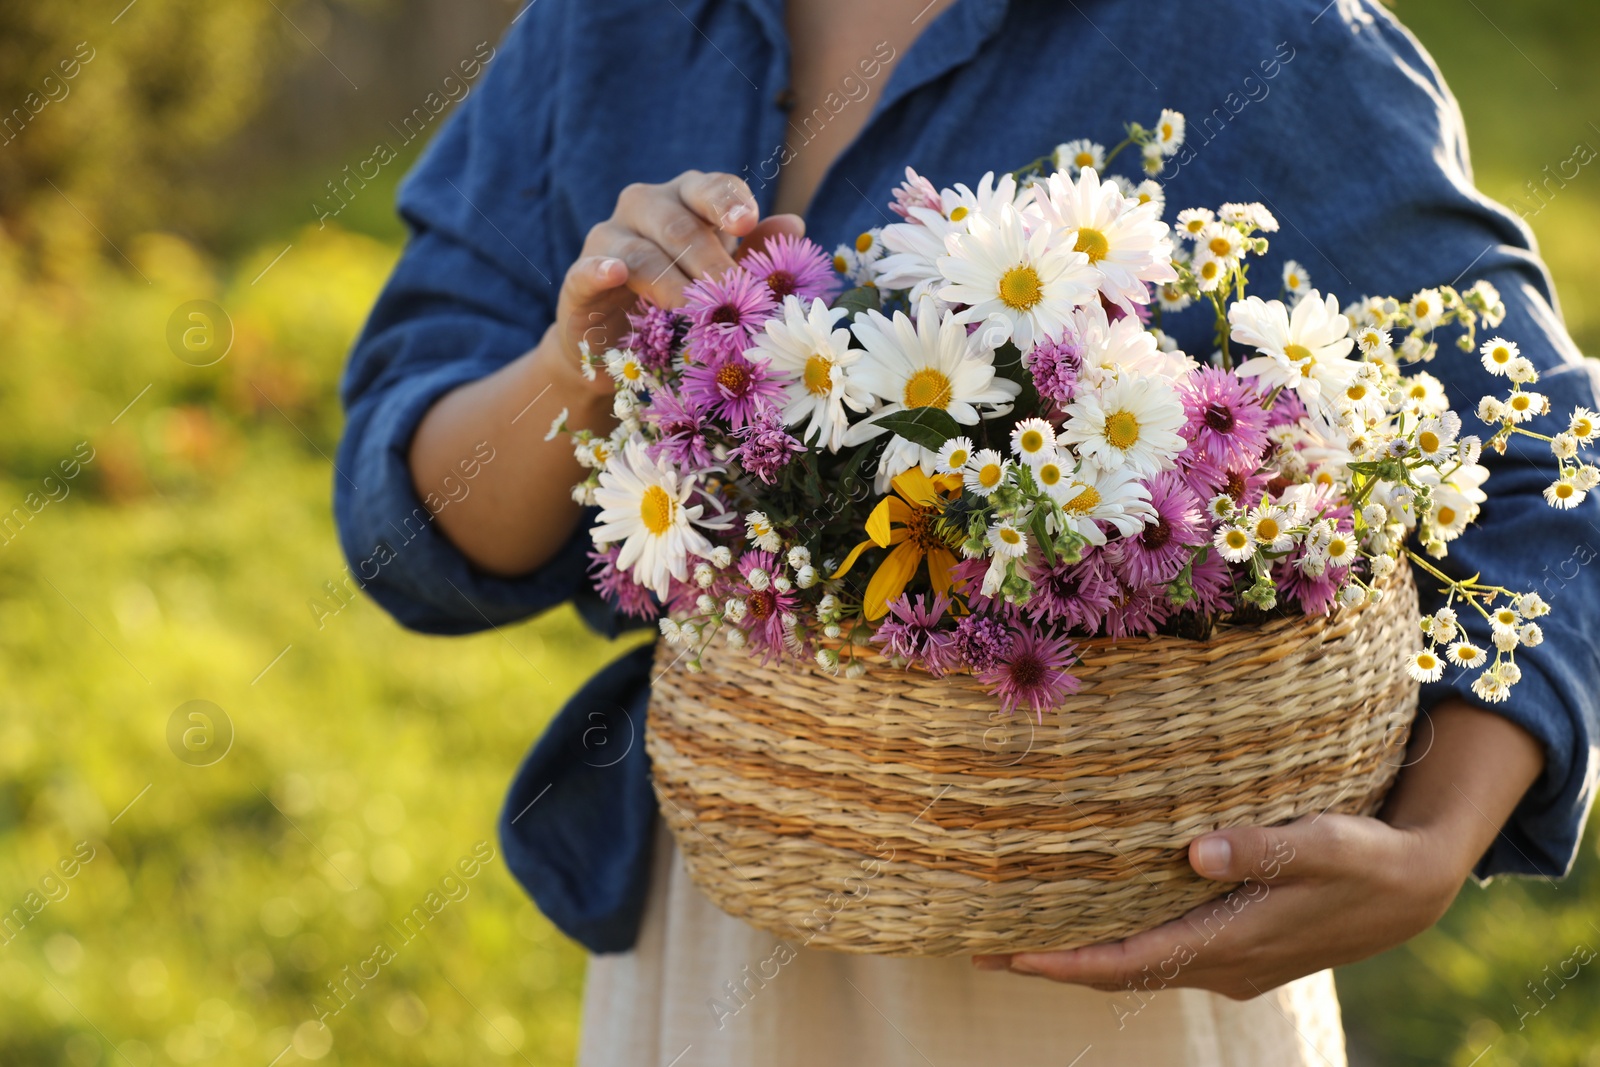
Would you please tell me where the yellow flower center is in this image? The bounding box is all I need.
[1019,429,1045,454]
[803,355,834,396]
[1417,652,1437,670]
[1347,384,1367,401]
[1074,151,1095,168]
[1199,259,1220,281]
[1436,506,1456,525]
[1495,610,1517,626]
[1315,469,1335,487]
[1160,122,1174,140]
[1409,384,1428,399]
[1574,417,1593,437]
[1288,273,1301,289]
[1490,345,1511,364]
[623,362,642,380]
[903,367,953,410]
[1185,218,1206,234]
[1328,536,1349,557]
[1418,430,1440,453]
[1062,485,1100,514]
[998,526,1022,545]
[1074,227,1110,264]
[1104,411,1140,450]
[1510,394,1531,412]
[1285,343,1315,367]
[978,462,1004,488]
[1208,235,1233,257]
[1555,481,1575,499]
[639,484,675,536]
[947,448,970,468]
[1256,517,1280,542]
[1460,646,1480,663]
[1415,300,1432,318]
[832,254,849,273]
[1224,529,1249,550]
[1038,463,1062,487]
[855,232,875,253]
[948,205,969,222]
[998,265,1044,311]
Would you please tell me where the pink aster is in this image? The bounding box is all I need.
[1179,367,1271,471]
[680,349,786,430]
[949,556,1012,617]
[889,167,942,219]
[1023,550,1118,634]
[976,627,1080,720]
[624,304,688,371]
[1185,548,1237,617]
[740,233,841,303]
[953,613,1014,673]
[1266,385,1308,428]
[588,546,658,620]
[644,388,715,469]
[681,267,777,359]
[1108,471,1207,588]
[733,549,798,656]
[1275,558,1346,615]
[1184,455,1273,511]
[1028,332,1084,405]
[1102,584,1174,640]
[730,403,805,484]
[872,593,959,676]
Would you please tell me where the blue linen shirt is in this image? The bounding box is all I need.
[337,0,1600,954]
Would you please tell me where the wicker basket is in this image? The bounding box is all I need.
[646,565,1420,957]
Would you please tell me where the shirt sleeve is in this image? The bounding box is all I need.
[332,1,626,638]
[1266,1,1600,878]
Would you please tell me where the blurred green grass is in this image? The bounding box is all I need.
[0,2,1597,1065]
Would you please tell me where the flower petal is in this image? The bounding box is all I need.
[863,541,923,620]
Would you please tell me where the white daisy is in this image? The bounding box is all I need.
[1191,250,1228,293]
[1174,208,1214,241]
[1061,373,1189,477]
[1154,109,1186,156]
[877,174,1025,301]
[937,436,976,474]
[1282,260,1311,297]
[1157,279,1193,313]
[1409,289,1444,332]
[1054,139,1106,176]
[938,202,1098,353]
[749,295,873,453]
[1551,432,1579,460]
[1010,417,1058,466]
[1446,640,1486,668]
[1324,529,1358,566]
[591,439,714,598]
[745,510,782,552]
[842,298,1021,489]
[1518,622,1544,646]
[1215,523,1256,563]
[1196,222,1245,268]
[1354,324,1393,359]
[1414,412,1460,460]
[1033,451,1072,502]
[1479,336,1518,376]
[1052,463,1154,545]
[965,449,1011,497]
[1544,476,1586,509]
[1406,649,1445,683]
[1206,494,1236,521]
[1134,180,1166,215]
[1569,407,1598,441]
[1069,303,1195,385]
[606,349,649,391]
[1471,672,1510,704]
[1229,291,1358,417]
[1246,505,1295,553]
[1507,357,1540,385]
[988,520,1029,559]
[1034,167,1177,309]
[1428,484,1473,540]
[1503,390,1547,424]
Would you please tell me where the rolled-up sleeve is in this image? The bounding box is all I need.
[333,0,621,637]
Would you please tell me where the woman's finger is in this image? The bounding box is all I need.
[676,170,760,237]
[735,213,808,261]
[587,224,696,307]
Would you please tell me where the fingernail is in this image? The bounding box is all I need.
[971,956,1008,971]
[599,257,624,274]
[1008,955,1040,975]
[1196,836,1231,878]
[725,203,751,225]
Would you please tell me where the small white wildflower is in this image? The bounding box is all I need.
[1470,672,1510,704]
[937,436,975,474]
[794,564,817,589]
[1544,476,1585,509]
[1479,337,1518,376]
[1447,640,1487,668]
[1513,592,1549,618]
[1552,432,1580,460]
[1215,524,1256,563]
[1476,395,1505,424]
[1406,649,1445,683]
[545,407,570,441]
[815,648,840,674]
[709,545,733,569]
[1518,621,1544,646]
[724,626,747,649]
[695,594,717,615]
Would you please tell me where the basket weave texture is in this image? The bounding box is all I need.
[646,566,1421,957]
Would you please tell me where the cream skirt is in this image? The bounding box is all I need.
[578,825,1347,1067]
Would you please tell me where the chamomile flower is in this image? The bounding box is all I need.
[1354,324,1393,358]
[1428,485,1473,540]
[1447,640,1486,668]
[1514,592,1550,618]
[749,295,873,453]
[1061,374,1187,477]
[1197,222,1246,266]
[1477,395,1506,424]
[1518,621,1544,646]
[1191,250,1228,293]
[591,439,714,599]
[1175,208,1214,241]
[1406,649,1445,683]
[1035,167,1177,309]
[1154,109,1186,155]
[938,202,1099,352]
[1228,291,1358,417]
[965,449,1010,496]
[606,350,649,391]
[1398,372,1448,416]
[1544,476,1586,509]
[1503,390,1547,424]
[1221,202,1278,232]
[1568,407,1598,441]
[1507,357,1540,385]
[1157,279,1193,313]
[1051,463,1155,544]
[1033,451,1073,501]
[1409,288,1444,332]
[1246,505,1295,552]
[1010,417,1058,466]
[1206,494,1236,521]
[1215,523,1256,563]
[1324,529,1358,566]
[1282,260,1311,297]
[745,510,783,552]
[1578,465,1600,490]
[1141,141,1165,176]
[937,436,976,474]
[1552,432,1580,460]
[1479,336,1518,376]
[1471,672,1510,704]
[1414,412,1460,460]
[987,520,1029,558]
[1054,139,1106,175]
[1134,180,1166,215]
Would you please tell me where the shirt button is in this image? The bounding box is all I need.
[774,87,797,111]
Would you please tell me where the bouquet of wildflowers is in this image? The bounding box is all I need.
[557,108,1582,718]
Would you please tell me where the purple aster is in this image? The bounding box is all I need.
[1184,455,1273,511]
[730,404,805,484]
[872,593,959,676]
[644,388,716,469]
[1179,367,1271,471]
[953,613,1014,673]
[733,549,798,656]
[1184,548,1237,617]
[681,267,777,360]
[588,546,658,620]
[1028,332,1084,405]
[1023,550,1118,634]
[1101,584,1174,640]
[740,233,841,303]
[949,556,1011,617]
[888,167,942,219]
[976,627,1080,720]
[1108,471,1207,588]
[680,349,786,430]
[624,304,688,371]
[1266,385,1307,428]
[1275,559,1346,615]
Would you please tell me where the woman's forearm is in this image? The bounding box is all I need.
[408,325,615,577]
[1380,696,1546,877]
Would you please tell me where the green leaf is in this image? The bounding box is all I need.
[833,285,881,321]
[869,407,962,451]
[990,341,1042,421]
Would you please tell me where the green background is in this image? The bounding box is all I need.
[0,1,1595,1064]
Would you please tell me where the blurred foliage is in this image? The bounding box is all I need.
[0,0,1596,1064]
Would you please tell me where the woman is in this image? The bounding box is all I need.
[336,0,1599,1062]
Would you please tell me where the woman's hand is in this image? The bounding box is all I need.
[551,170,805,391]
[972,699,1546,999]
